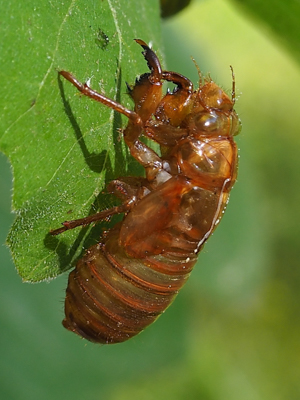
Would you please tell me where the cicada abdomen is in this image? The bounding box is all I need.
[51,39,240,344]
[63,224,197,343]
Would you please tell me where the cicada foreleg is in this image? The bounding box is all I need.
[59,40,165,184]
[59,71,141,124]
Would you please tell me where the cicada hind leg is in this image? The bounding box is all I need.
[50,177,148,236]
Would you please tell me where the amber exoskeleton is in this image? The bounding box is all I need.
[51,39,241,344]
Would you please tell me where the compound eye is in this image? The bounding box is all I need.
[194,111,225,134]
[197,112,217,129]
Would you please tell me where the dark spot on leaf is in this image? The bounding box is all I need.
[95,28,109,50]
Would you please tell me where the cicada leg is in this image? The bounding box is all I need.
[59,40,168,184]
[50,177,150,236]
[49,201,132,236]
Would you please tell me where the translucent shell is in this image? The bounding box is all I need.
[51,39,240,344]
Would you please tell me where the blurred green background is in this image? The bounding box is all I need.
[1,0,300,399]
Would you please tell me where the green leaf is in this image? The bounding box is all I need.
[0,0,162,282]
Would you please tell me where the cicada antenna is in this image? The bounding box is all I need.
[230,65,236,104]
[191,56,202,87]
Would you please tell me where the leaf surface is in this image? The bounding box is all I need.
[0,0,162,281]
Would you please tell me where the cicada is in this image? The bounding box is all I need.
[51,39,240,344]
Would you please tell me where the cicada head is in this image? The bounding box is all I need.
[199,81,233,111]
[185,81,241,138]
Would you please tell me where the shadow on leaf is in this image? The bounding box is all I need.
[44,68,131,274]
